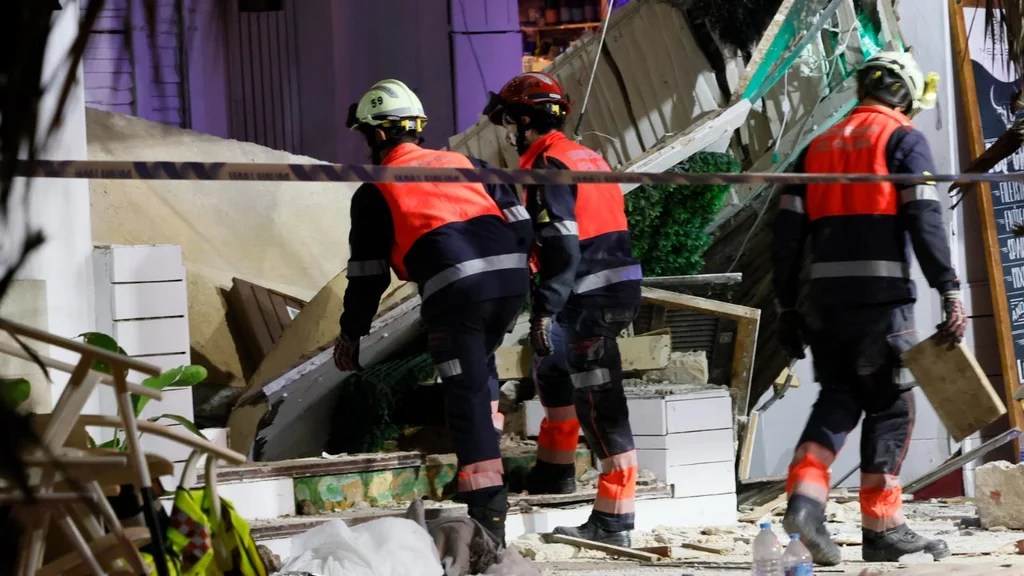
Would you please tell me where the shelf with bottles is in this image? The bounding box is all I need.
[519,0,606,32]
[521,21,602,33]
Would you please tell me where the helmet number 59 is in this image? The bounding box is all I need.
[370,96,384,108]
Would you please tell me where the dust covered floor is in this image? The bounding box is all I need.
[524,501,1024,575]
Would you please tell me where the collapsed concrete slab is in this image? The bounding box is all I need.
[86,108,357,390]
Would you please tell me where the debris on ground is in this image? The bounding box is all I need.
[974,461,1024,529]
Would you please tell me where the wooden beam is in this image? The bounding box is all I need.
[641,287,759,320]
[544,533,663,563]
[0,341,161,399]
[642,287,761,417]
[641,273,743,288]
[950,0,1024,462]
[494,333,672,380]
[730,0,798,103]
[737,410,759,482]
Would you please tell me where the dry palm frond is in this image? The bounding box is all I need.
[983,0,1024,81]
[0,2,158,573]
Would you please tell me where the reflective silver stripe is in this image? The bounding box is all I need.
[436,359,462,378]
[899,184,939,203]
[347,259,388,277]
[502,206,530,222]
[571,368,611,389]
[779,194,804,214]
[421,253,527,301]
[575,264,643,293]
[541,220,579,238]
[810,260,911,279]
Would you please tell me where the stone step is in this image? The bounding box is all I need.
[176,446,595,521]
[254,489,737,560]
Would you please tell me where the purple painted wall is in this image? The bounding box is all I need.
[83,0,525,162]
[450,0,523,133]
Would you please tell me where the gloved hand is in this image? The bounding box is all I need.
[529,316,553,357]
[333,333,361,372]
[777,309,806,360]
[936,290,967,347]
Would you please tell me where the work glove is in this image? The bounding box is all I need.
[333,333,361,372]
[529,316,553,357]
[936,290,967,347]
[777,308,806,360]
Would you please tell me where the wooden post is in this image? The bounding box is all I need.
[949,0,1024,462]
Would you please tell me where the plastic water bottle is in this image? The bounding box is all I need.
[752,522,784,576]
[783,533,814,576]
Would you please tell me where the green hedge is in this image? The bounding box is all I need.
[626,151,740,277]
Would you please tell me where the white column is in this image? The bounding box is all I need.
[12,1,94,410]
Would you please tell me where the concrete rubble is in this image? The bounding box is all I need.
[521,501,1024,575]
[974,461,1024,530]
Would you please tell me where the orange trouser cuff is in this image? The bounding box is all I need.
[538,418,581,453]
[594,465,637,515]
[860,485,903,520]
[786,451,831,500]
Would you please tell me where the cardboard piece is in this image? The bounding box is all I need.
[902,335,1006,443]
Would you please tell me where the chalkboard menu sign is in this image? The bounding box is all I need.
[964,5,1024,387]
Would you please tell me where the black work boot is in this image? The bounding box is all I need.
[553,517,631,548]
[466,486,509,548]
[526,461,576,495]
[782,495,842,566]
[862,524,950,562]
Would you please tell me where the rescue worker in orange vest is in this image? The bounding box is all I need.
[334,79,531,545]
[771,52,966,565]
[484,72,642,547]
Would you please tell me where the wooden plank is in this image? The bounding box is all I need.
[739,493,786,523]
[252,282,283,341]
[641,287,760,320]
[677,542,731,555]
[950,0,1024,461]
[902,336,1006,443]
[494,333,672,380]
[544,533,663,563]
[635,546,672,558]
[737,410,758,482]
[227,278,275,365]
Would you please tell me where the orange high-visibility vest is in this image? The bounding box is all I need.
[377,143,504,280]
[803,106,911,222]
[521,132,629,241]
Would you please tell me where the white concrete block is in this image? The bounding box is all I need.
[974,461,1024,529]
[111,281,188,320]
[216,478,296,520]
[113,317,190,356]
[101,244,186,283]
[666,394,732,434]
[666,460,737,499]
[627,398,670,436]
[138,386,195,422]
[634,428,733,458]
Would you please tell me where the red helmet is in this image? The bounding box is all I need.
[483,72,571,126]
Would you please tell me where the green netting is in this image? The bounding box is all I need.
[328,353,437,453]
[627,152,741,276]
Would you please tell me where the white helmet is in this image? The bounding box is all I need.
[859,51,939,115]
[346,79,428,132]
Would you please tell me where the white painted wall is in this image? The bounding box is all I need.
[749,2,960,488]
[10,1,96,409]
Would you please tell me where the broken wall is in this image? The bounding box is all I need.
[86,108,356,388]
